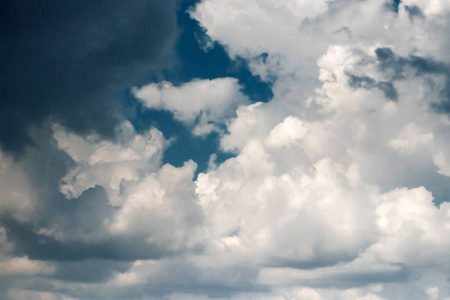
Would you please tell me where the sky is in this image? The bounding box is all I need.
[1,0,450,299]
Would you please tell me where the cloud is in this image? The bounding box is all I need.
[3,0,450,299]
[54,121,167,204]
[0,0,178,155]
[0,256,55,276]
[110,160,204,250]
[183,0,450,298]
[388,123,433,154]
[0,151,35,221]
[7,290,77,300]
[405,5,425,21]
[52,121,204,253]
[133,78,249,135]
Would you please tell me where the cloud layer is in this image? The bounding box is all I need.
[2,0,450,299]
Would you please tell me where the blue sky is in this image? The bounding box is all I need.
[2,1,450,299]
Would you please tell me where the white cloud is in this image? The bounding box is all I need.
[426,286,440,300]
[53,122,203,251]
[182,0,450,298]
[190,0,332,69]
[54,121,167,205]
[389,123,433,154]
[110,160,204,249]
[264,116,307,149]
[133,78,249,135]
[370,187,450,269]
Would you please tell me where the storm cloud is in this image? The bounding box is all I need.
[0,0,177,154]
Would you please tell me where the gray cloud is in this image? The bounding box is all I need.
[347,73,398,101]
[0,188,187,262]
[374,47,450,113]
[279,264,411,289]
[405,5,425,21]
[51,260,130,284]
[0,0,177,155]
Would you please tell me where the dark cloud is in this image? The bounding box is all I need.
[405,5,425,21]
[408,56,449,75]
[258,263,409,291]
[0,115,202,297]
[348,74,377,89]
[0,136,185,262]
[375,47,403,79]
[0,0,177,155]
[375,47,395,62]
[374,47,450,113]
[347,73,398,101]
[52,260,130,283]
[376,81,398,100]
[97,262,268,300]
[316,264,410,288]
[375,47,449,77]
[0,131,203,262]
[51,186,115,242]
[0,189,179,262]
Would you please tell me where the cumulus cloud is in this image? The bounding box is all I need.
[3,0,450,299]
[133,78,249,135]
[183,0,450,298]
[110,160,204,250]
[49,122,203,256]
[54,121,167,205]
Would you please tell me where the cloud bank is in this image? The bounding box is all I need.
[0,0,177,154]
[2,0,450,299]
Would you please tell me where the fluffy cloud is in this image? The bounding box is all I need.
[54,121,167,205]
[110,160,204,250]
[185,0,450,298]
[3,0,450,299]
[134,78,249,135]
[52,122,204,253]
